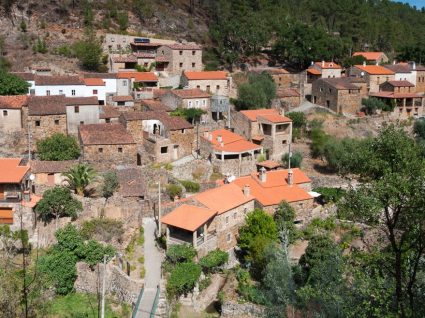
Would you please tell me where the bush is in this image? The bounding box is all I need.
[171,107,205,123]
[0,71,30,95]
[286,112,306,129]
[36,133,80,161]
[100,171,119,199]
[32,38,48,54]
[313,187,346,205]
[55,45,74,57]
[282,151,302,168]
[199,249,229,273]
[179,180,200,193]
[166,244,197,264]
[80,218,124,243]
[167,262,201,299]
[73,32,102,71]
[199,276,212,291]
[362,97,394,115]
[236,72,276,110]
[310,128,330,159]
[414,119,425,140]
[166,184,183,200]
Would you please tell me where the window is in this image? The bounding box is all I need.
[80,121,84,125]
[233,212,237,219]
[123,80,127,86]
[181,129,185,133]
[74,106,79,113]
[328,88,332,93]
[35,120,40,127]
[118,147,123,153]
[206,85,210,92]
[282,140,287,145]
[192,50,196,55]
[192,63,195,68]
[161,50,164,55]
[71,90,76,96]
[188,101,193,108]
[216,85,220,90]
[225,216,229,224]
[179,62,183,68]
[161,146,168,154]
[202,100,206,106]
[319,87,323,92]
[377,77,380,84]
[195,100,200,107]
[46,90,50,96]
[179,50,183,55]
[59,90,63,94]
[144,62,148,67]
[226,233,231,242]
[2,110,7,116]
[117,101,125,106]
[98,148,103,153]
[196,85,200,89]
[93,89,98,95]
[54,119,59,125]
[105,118,111,123]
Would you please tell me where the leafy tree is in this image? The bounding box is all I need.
[282,151,302,168]
[36,133,80,161]
[79,239,115,267]
[63,164,96,196]
[35,187,83,229]
[273,201,299,244]
[0,71,29,95]
[199,249,229,273]
[73,31,103,71]
[313,187,346,205]
[166,184,183,200]
[166,244,197,264]
[170,107,205,124]
[362,97,393,115]
[236,72,276,110]
[166,262,201,299]
[133,0,153,22]
[286,112,306,129]
[413,119,425,140]
[117,11,128,31]
[100,171,119,200]
[310,128,330,159]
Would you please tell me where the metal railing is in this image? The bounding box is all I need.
[131,286,145,318]
[149,285,160,318]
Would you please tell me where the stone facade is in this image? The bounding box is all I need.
[350,67,395,93]
[221,301,265,318]
[169,128,195,158]
[415,69,425,93]
[157,45,202,74]
[160,91,210,111]
[81,144,137,165]
[28,114,67,145]
[181,77,230,96]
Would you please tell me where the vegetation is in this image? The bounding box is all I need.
[179,180,200,193]
[73,31,103,71]
[235,72,276,110]
[100,171,119,200]
[166,184,183,200]
[170,107,205,124]
[35,187,83,228]
[362,97,394,115]
[166,262,202,299]
[413,118,425,140]
[0,70,29,95]
[282,151,302,168]
[63,164,97,196]
[80,218,124,243]
[199,249,229,273]
[313,187,346,205]
[286,111,307,139]
[166,244,197,265]
[273,201,300,244]
[36,133,80,161]
[32,38,48,54]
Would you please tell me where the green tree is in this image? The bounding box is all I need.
[0,71,29,95]
[310,128,330,159]
[170,107,205,124]
[362,97,393,115]
[167,262,201,299]
[73,31,103,71]
[236,72,276,110]
[282,151,302,168]
[79,239,115,268]
[36,133,80,161]
[166,244,197,264]
[199,249,229,273]
[63,164,96,196]
[133,0,153,21]
[286,112,306,129]
[413,119,425,140]
[117,11,128,31]
[35,187,83,229]
[273,201,299,244]
[100,171,119,200]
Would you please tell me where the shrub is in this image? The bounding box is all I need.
[199,249,229,273]
[199,276,212,291]
[286,112,306,129]
[310,128,330,159]
[414,118,425,140]
[179,180,200,193]
[166,184,183,200]
[100,171,119,199]
[362,97,394,115]
[0,71,30,95]
[166,244,197,264]
[80,218,124,243]
[313,187,347,205]
[73,32,102,71]
[171,107,205,123]
[236,72,276,110]
[167,262,201,299]
[36,133,80,161]
[282,151,302,168]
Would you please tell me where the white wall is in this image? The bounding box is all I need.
[117,79,131,96]
[0,108,21,131]
[142,119,164,135]
[395,72,416,86]
[34,84,87,97]
[66,105,100,135]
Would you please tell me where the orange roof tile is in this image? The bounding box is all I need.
[161,204,217,232]
[0,158,29,183]
[183,71,228,80]
[307,68,321,75]
[314,62,341,69]
[240,108,291,122]
[0,95,28,109]
[84,78,105,86]
[353,52,384,61]
[117,72,158,82]
[354,65,395,75]
[258,114,292,123]
[203,129,262,153]
[195,183,254,214]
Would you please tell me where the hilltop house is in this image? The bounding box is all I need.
[156,43,203,73]
[0,95,28,132]
[349,64,395,93]
[181,71,231,96]
[233,109,292,161]
[199,129,263,176]
[352,52,389,64]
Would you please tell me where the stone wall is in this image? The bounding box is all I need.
[171,159,213,182]
[82,143,137,165]
[182,78,230,96]
[272,73,300,90]
[0,108,22,132]
[221,301,265,318]
[28,114,67,146]
[232,111,253,140]
[120,119,144,144]
[169,128,195,158]
[416,70,425,93]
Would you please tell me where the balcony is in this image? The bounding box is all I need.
[0,192,22,203]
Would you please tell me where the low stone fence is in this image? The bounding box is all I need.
[221,301,265,318]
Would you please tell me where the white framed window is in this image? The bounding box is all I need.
[195,100,200,107]
[123,80,127,86]
[46,90,50,96]
[202,100,206,106]
[72,90,76,96]
[59,90,63,94]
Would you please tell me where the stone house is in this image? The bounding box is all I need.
[210,95,230,121]
[383,63,417,86]
[139,99,172,112]
[161,183,255,257]
[111,95,135,107]
[156,43,203,74]
[78,123,137,165]
[27,95,68,143]
[31,160,78,188]
[308,61,342,79]
[160,88,211,111]
[379,81,415,93]
[352,52,389,64]
[349,64,395,93]
[181,71,231,96]
[311,77,367,114]
[252,68,300,90]
[277,88,301,110]
[0,95,28,132]
[233,109,292,161]
[199,129,263,176]
[117,72,159,99]
[227,167,314,224]
[99,106,120,124]
[116,167,147,199]
[65,96,100,135]
[414,64,425,93]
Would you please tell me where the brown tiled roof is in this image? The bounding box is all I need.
[28,95,66,115]
[79,123,135,145]
[99,106,120,119]
[170,89,211,99]
[140,99,171,112]
[82,72,118,79]
[384,64,411,73]
[183,71,228,80]
[31,160,78,173]
[165,115,194,130]
[0,95,28,109]
[384,80,415,87]
[134,52,155,58]
[319,77,365,90]
[112,95,133,102]
[257,160,282,169]
[65,96,99,105]
[120,111,193,130]
[35,75,84,86]
[155,56,169,62]
[277,88,300,98]
[153,89,170,98]
[117,168,147,197]
[11,72,35,81]
[112,55,138,63]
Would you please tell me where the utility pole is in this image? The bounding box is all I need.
[288,142,292,170]
[158,181,161,237]
[101,255,106,318]
[27,121,31,161]
[196,123,199,159]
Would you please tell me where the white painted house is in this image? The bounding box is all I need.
[65,97,100,135]
[34,75,87,97]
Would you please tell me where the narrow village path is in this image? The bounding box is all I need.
[135,218,163,318]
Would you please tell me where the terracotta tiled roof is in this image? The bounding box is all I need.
[65,96,99,105]
[228,168,313,206]
[164,43,202,50]
[319,77,365,90]
[161,204,216,231]
[155,56,169,62]
[153,89,170,98]
[99,106,120,119]
[35,75,84,86]
[314,62,342,69]
[0,95,28,109]
[170,89,211,99]
[195,183,254,215]
[258,114,292,123]
[140,99,171,112]
[307,68,321,75]
[112,95,133,102]
[11,72,35,81]
[353,52,385,61]
[79,123,135,145]
[117,168,147,197]
[31,160,78,173]
[28,95,66,115]
[82,73,118,79]
[183,71,228,80]
[112,55,137,63]
[0,158,29,183]
[384,80,415,87]
[117,71,158,82]
[370,92,423,99]
[84,78,105,86]
[277,88,300,98]
[203,129,262,153]
[240,108,291,122]
[354,65,395,75]
[257,160,282,169]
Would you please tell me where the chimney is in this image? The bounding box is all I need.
[413,62,416,70]
[217,135,222,144]
[243,184,250,197]
[259,167,267,183]
[322,60,325,67]
[287,169,294,186]
[393,60,396,65]
[375,60,379,66]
